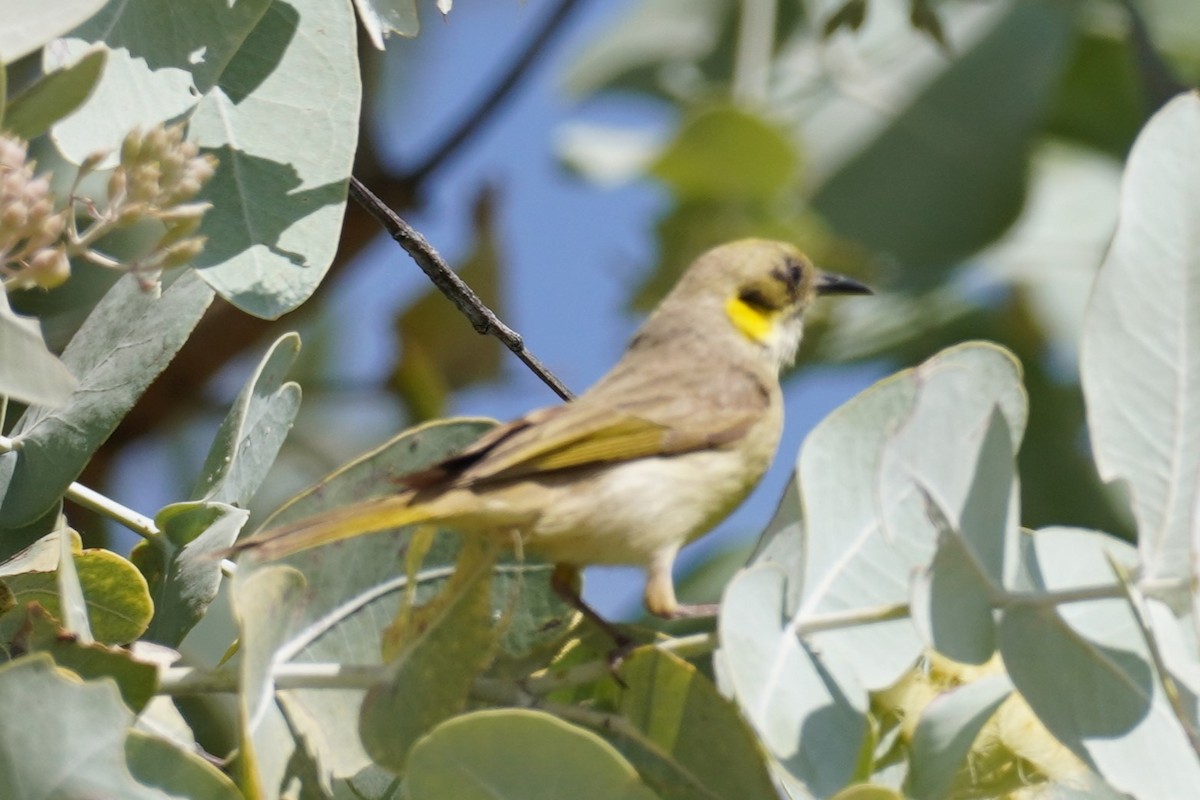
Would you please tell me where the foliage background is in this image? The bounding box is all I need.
[3,0,1200,798]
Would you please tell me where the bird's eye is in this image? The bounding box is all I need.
[738,287,779,311]
[770,256,805,298]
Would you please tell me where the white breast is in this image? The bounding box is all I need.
[521,447,763,568]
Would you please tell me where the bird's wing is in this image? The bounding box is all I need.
[427,362,772,487]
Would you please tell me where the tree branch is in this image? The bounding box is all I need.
[349,176,573,401]
[402,0,586,186]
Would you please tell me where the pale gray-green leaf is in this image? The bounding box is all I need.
[136,501,250,647]
[0,0,106,63]
[352,0,420,48]
[1080,91,1200,585]
[753,343,1025,691]
[717,563,868,797]
[191,332,302,506]
[187,0,360,318]
[126,731,242,800]
[0,292,76,408]
[1001,526,1200,797]
[0,271,213,527]
[906,675,1012,800]
[44,0,272,162]
[3,48,105,140]
[0,654,169,800]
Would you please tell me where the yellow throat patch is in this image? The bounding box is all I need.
[725,295,779,344]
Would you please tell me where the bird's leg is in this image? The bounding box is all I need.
[664,603,720,619]
[644,549,720,620]
[550,563,634,657]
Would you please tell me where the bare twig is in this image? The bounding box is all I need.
[402,0,586,185]
[348,176,573,401]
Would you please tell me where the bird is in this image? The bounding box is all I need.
[229,239,870,629]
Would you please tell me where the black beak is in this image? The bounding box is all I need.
[816,271,873,296]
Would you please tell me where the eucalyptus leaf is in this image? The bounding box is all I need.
[1081,91,1200,586]
[46,0,359,318]
[133,501,250,647]
[14,602,157,712]
[0,0,107,63]
[605,647,779,800]
[126,731,242,800]
[717,563,868,797]
[231,420,563,783]
[188,0,361,319]
[353,0,420,48]
[359,537,500,772]
[0,291,77,409]
[191,332,302,507]
[0,271,214,527]
[752,342,1025,691]
[0,546,152,645]
[3,48,106,140]
[812,2,1076,282]
[905,675,1012,800]
[404,709,661,800]
[1001,526,1200,797]
[0,654,169,799]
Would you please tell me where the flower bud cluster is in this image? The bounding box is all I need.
[0,137,70,289]
[1,123,218,294]
[99,124,217,285]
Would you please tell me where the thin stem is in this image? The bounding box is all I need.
[348,177,572,401]
[0,434,238,577]
[732,0,777,105]
[402,0,586,186]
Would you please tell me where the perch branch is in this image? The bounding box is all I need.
[348,176,573,401]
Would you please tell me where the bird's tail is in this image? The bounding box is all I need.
[228,490,445,562]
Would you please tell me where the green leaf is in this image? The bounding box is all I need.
[0,0,107,63]
[606,647,778,800]
[0,547,153,644]
[56,520,92,643]
[0,291,77,409]
[191,332,302,507]
[0,271,214,527]
[353,0,420,47]
[404,709,661,800]
[0,654,168,799]
[126,731,242,800]
[3,48,106,140]
[133,501,250,647]
[651,106,798,202]
[1000,526,1200,797]
[14,603,157,711]
[813,2,1076,282]
[905,675,1012,800]
[1044,28,1146,157]
[231,564,308,797]
[830,787,904,800]
[1080,91,1200,587]
[359,537,500,772]
[717,564,868,797]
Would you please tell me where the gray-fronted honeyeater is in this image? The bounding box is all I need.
[230,239,870,622]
